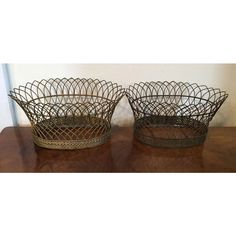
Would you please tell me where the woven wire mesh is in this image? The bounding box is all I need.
[9,78,124,149]
[126,81,228,147]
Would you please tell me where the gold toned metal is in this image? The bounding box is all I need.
[9,78,124,149]
[126,81,228,148]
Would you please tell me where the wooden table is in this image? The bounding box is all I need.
[0,127,236,172]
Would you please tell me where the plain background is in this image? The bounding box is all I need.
[0,1,236,236]
[0,65,13,131]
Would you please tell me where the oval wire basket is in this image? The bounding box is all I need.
[126,81,228,148]
[9,78,124,149]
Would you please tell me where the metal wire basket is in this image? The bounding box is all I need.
[9,78,124,149]
[126,81,228,148]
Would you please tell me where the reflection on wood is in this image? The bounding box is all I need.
[127,142,203,172]
[34,143,112,172]
[0,127,236,172]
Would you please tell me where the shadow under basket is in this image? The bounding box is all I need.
[126,81,228,148]
[9,78,124,150]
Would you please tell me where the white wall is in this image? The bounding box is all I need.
[0,65,13,132]
[8,64,236,127]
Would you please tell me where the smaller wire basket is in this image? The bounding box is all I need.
[126,81,228,148]
[9,78,124,149]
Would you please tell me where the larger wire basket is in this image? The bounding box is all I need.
[126,81,228,148]
[9,78,124,149]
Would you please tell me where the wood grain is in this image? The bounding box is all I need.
[0,126,236,172]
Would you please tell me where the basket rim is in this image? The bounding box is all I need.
[125,81,229,113]
[126,80,228,97]
[9,77,125,104]
[25,95,117,106]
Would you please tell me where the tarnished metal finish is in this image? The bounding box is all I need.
[126,81,228,148]
[9,78,124,149]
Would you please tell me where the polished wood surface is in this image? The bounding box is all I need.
[0,126,236,172]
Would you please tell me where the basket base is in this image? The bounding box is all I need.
[32,116,111,150]
[134,116,208,148]
[33,132,111,150]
